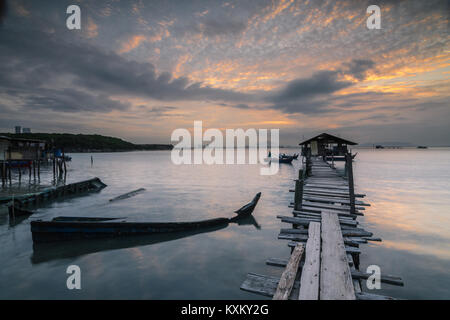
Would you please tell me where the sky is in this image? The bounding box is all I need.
[0,0,449,146]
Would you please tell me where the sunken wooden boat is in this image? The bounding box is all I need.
[30,192,261,243]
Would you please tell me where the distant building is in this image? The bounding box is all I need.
[299,133,357,157]
[15,126,21,134]
[0,135,48,162]
[22,128,31,133]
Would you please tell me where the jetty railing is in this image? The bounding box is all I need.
[240,153,404,300]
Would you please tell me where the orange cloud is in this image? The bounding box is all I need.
[86,17,99,38]
[118,35,147,54]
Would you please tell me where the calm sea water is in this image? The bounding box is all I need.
[0,148,449,299]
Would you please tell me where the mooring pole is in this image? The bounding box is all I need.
[8,160,12,185]
[62,149,67,174]
[294,178,303,211]
[345,153,355,215]
[1,161,4,186]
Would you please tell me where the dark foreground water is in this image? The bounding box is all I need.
[0,148,449,299]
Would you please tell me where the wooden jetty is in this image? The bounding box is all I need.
[240,153,403,300]
[0,177,107,206]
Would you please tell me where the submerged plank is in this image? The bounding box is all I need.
[320,211,355,300]
[109,188,146,202]
[299,222,321,300]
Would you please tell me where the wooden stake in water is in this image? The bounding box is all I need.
[345,153,355,215]
[294,179,303,211]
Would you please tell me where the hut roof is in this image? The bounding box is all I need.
[299,133,357,146]
[0,135,47,144]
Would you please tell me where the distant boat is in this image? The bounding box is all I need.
[375,145,384,149]
[30,193,261,243]
[278,156,294,163]
[265,154,294,164]
[417,146,428,149]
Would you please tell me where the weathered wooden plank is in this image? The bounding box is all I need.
[356,292,397,300]
[299,222,321,300]
[266,258,291,267]
[240,273,300,299]
[287,241,360,254]
[292,210,355,220]
[281,228,372,237]
[300,201,366,211]
[109,188,146,202]
[320,211,356,300]
[278,215,358,227]
[273,244,304,300]
[303,195,370,206]
[279,233,362,247]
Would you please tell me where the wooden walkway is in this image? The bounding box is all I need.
[241,155,403,300]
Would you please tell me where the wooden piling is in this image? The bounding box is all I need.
[52,155,56,180]
[8,161,11,184]
[345,153,355,215]
[294,179,303,211]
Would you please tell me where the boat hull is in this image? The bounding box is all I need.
[31,218,230,243]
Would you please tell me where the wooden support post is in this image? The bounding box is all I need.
[298,169,303,180]
[8,160,11,184]
[1,161,4,186]
[33,160,36,180]
[63,153,67,174]
[37,160,40,180]
[294,179,303,211]
[52,155,56,180]
[345,153,355,215]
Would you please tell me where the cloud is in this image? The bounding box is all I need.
[200,18,246,36]
[118,34,147,53]
[263,60,376,114]
[342,59,375,81]
[85,17,99,38]
[0,26,252,114]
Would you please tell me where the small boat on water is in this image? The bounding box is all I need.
[417,146,428,149]
[30,192,261,243]
[278,156,294,164]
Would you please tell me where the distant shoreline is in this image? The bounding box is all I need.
[0,133,173,153]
